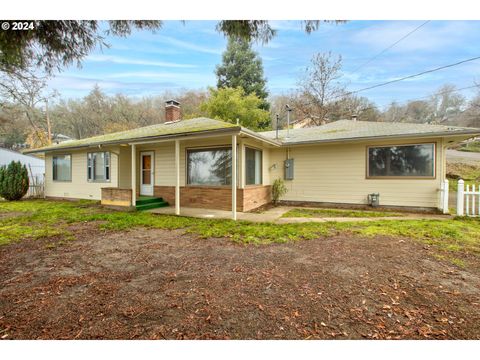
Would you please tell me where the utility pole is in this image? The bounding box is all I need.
[45,98,52,145]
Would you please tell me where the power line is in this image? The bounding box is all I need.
[357,84,479,113]
[350,20,430,74]
[389,84,478,106]
[338,55,480,100]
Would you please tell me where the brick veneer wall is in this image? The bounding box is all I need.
[242,185,272,212]
[154,185,271,212]
[101,187,132,207]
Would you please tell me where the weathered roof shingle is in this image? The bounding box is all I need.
[259,120,480,144]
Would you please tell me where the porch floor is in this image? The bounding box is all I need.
[147,206,452,223]
[147,206,289,222]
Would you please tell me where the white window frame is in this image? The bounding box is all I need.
[87,151,111,182]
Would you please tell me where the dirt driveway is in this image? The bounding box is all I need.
[0,225,479,339]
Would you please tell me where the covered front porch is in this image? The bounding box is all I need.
[101,131,277,219]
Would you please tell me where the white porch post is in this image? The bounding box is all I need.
[457,179,465,216]
[442,179,449,214]
[239,139,245,189]
[175,139,180,215]
[232,134,237,220]
[131,144,136,207]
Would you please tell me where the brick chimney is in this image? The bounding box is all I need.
[165,99,181,122]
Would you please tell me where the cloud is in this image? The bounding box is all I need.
[105,71,215,83]
[351,21,479,54]
[153,35,223,55]
[47,72,216,98]
[86,55,196,68]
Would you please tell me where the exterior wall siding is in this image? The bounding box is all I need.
[44,147,119,200]
[44,134,450,210]
[268,138,444,208]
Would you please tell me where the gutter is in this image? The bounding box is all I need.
[23,126,242,154]
[239,127,282,146]
[273,129,480,147]
[23,126,480,154]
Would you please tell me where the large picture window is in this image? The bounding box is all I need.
[52,155,71,181]
[367,143,435,178]
[187,147,232,186]
[245,147,262,185]
[87,152,110,182]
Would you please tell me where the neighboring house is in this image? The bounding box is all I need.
[52,133,75,144]
[290,117,321,128]
[0,147,45,182]
[25,100,480,219]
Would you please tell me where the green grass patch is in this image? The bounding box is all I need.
[1,200,480,262]
[352,218,480,256]
[447,162,480,191]
[282,207,403,218]
[458,141,480,153]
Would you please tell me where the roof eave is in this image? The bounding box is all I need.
[23,126,242,154]
[276,130,480,146]
[239,128,282,146]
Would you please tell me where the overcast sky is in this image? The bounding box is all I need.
[47,20,480,109]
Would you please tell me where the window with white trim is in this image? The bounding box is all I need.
[245,147,262,185]
[367,143,435,178]
[87,152,110,182]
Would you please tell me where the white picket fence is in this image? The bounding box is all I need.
[25,174,45,198]
[457,179,480,217]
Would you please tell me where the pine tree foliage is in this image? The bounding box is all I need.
[215,37,270,110]
[0,161,29,201]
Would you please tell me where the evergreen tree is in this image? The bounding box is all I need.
[200,87,271,130]
[0,161,29,201]
[215,37,270,110]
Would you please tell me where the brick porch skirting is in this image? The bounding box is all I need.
[101,187,132,207]
[154,185,271,212]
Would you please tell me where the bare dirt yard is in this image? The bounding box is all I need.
[1,223,479,340]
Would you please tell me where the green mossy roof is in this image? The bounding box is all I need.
[260,120,480,144]
[30,118,239,152]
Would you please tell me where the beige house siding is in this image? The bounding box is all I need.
[118,146,131,188]
[136,136,247,192]
[43,134,453,210]
[45,147,119,200]
[268,138,445,208]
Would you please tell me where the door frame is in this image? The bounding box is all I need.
[140,151,154,196]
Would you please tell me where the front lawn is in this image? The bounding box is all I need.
[282,207,402,218]
[1,199,480,262]
[446,162,480,191]
[1,199,480,339]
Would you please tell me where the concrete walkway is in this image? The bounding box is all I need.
[149,206,452,223]
[148,206,291,222]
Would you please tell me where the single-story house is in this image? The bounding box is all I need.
[24,100,480,219]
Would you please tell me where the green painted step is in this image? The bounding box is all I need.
[136,196,165,206]
[136,201,169,211]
